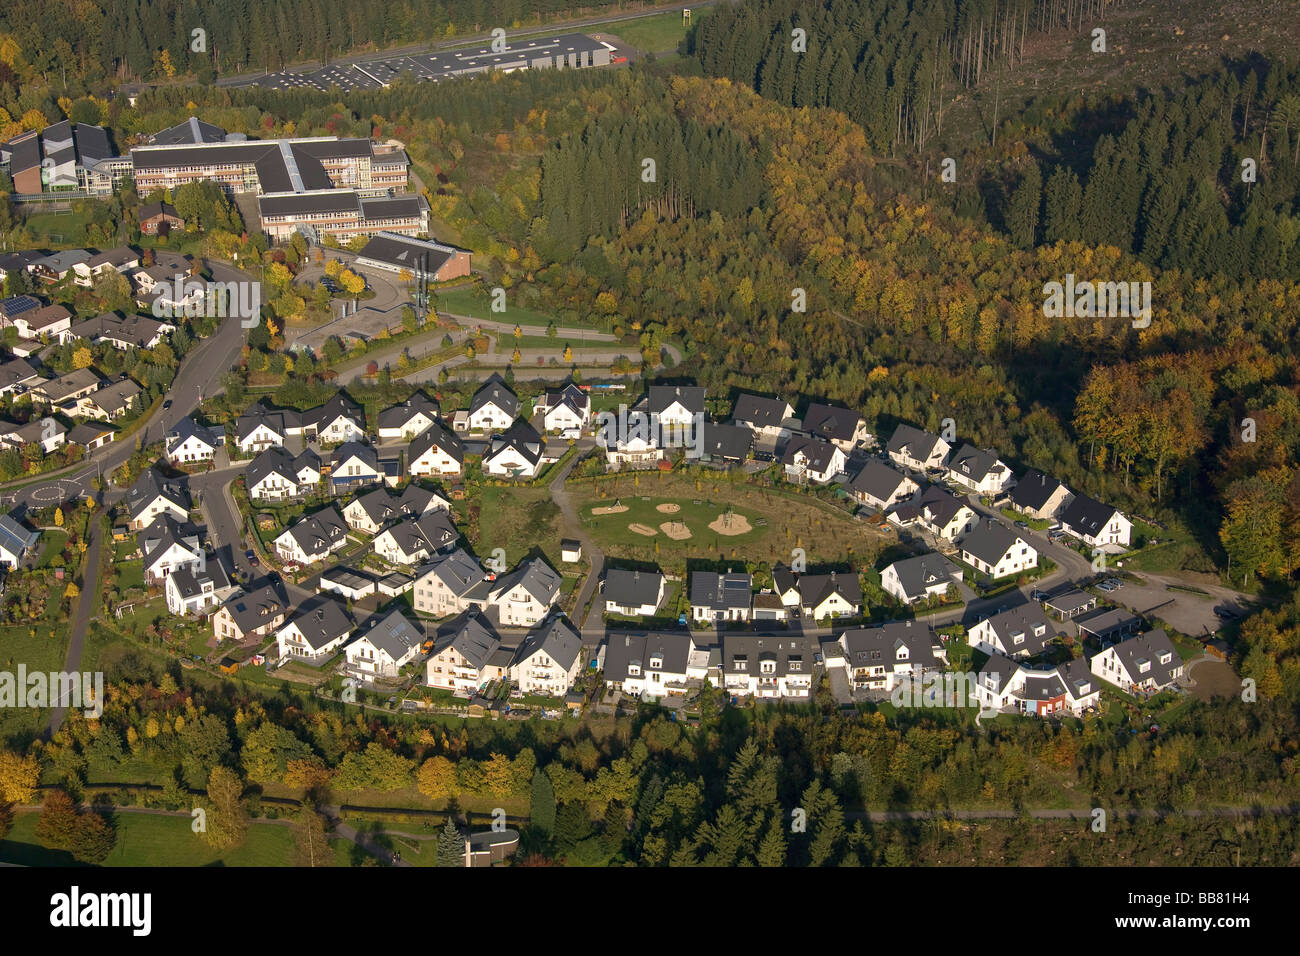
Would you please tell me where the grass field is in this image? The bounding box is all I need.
[605,10,700,53]
[470,484,566,567]
[0,810,355,866]
[435,285,600,331]
[568,471,888,572]
[35,530,69,568]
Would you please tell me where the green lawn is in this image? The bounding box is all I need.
[605,9,701,53]
[471,484,566,567]
[435,285,598,331]
[35,530,70,568]
[0,810,356,866]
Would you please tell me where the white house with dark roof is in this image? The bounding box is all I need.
[802,403,871,452]
[945,444,1013,495]
[880,552,964,605]
[690,571,752,622]
[647,384,706,429]
[886,424,951,472]
[1060,492,1132,548]
[602,631,706,699]
[697,423,753,464]
[488,557,561,627]
[344,609,424,681]
[535,383,590,434]
[848,460,919,510]
[730,394,796,444]
[467,374,518,431]
[722,635,812,699]
[125,467,190,530]
[510,613,583,696]
[139,515,204,585]
[165,416,220,464]
[427,610,510,691]
[888,485,976,540]
[247,447,321,500]
[781,436,847,485]
[597,409,663,468]
[960,519,1037,579]
[1009,469,1072,520]
[603,567,666,617]
[274,506,350,566]
[329,441,382,493]
[235,401,301,454]
[482,419,545,478]
[967,605,1056,659]
[1089,629,1183,694]
[304,394,364,444]
[276,596,355,662]
[839,621,941,693]
[772,567,862,618]
[164,561,234,616]
[372,511,458,566]
[407,420,464,477]
[378,393,441,441]
[213,579,289,642]
[413,548,493,618]
[0,513,40,568]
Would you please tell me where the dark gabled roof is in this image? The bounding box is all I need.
[540,383,588,419]
[148,117,228,145]
[603,567,664,608]
[433,611,502,670]
[378,392,440,429]
[840,620,937,670]
[959,520,1025,566]
[384,511,458,557]
[247,447,302,489]
[883,552,962,600]
[70,312,168,349]
[690,571,751,610]
[698,422,753,461]
[647,384,705,417]
[236,400,302,442]
[849,460,914,501]
[976,605,1056,656]
[886,423,946,462]
[84,246,138,269]
[1056,657,1097,701]
[914,485,969,527]
[470,373,519,419]
[603,631,694,681]
[166,416,219,455]
[491,557,561,604]
[349,608,422,660]
[283,506,349,556]
[138,514,200,568]
[408,419,464,464]
[485,419,544,468]
[978,652,1022,694]
[348,487,399,525]
[0,356,39,390]
[947,444,1006,483]
[284,596,354,651]
[781,435,842,474]
[138,200,182,222]
[1059,492,1123,537]
[796,572,862,610]
[65,422,115,446]
[167,561,231,600]
[1010,469,1068,511]
[722,635,807,677]
[1106,629,1182,687]
[803,403,863,442]
[332,441,378,471]
[396,483,442,516]
[513,614,582,672]
[418,548,487,596]
[221,578,291,632]
[731,393,792,428]
[305,393,363,431]
[355,232,456,275]
[125,466,189,520]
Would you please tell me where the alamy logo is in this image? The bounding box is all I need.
[50,886,151,936]
[1042,273,1152,328]
[151,274,262,327]
[0,666,104,718]
[595,406,705,458]
[890,670,1000,711]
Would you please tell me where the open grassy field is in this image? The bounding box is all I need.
[605,9,702,53]
[435,285,601,331]
[0,810,355,866]
[568,471,888,571]
[468,483,569,570]
[0,621,72,743]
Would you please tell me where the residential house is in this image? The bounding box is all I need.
[76,379,142,420]
[329,441,382,493]
[235,401,301,454]
[781,571,862,620]
[1009,470,1072,520]
[597,409,663,469]
[886,424,951,473]
[247,447,321,500]
[71,247,140,287]
[879,552,964,605]
[482,419,545,479]
[139,515,204,585]
[378,393,441,441]
[690,571,752,623]
[946,444,1014,495]
[344,609,424,681]
[0,417,66,454]
[343,484,446,534]
[967,605,1057,659]
[372,511,459,566]
[959,519,1038,579]
[603,567,666,617]
[1008,657,1100,717]
[11,304,73,343]
[510,614,584,696]
[697,423,753,465]
[274,506,350,566]
[839,620,940,693]
[165,416,220,465]
[303,394,365,444]
[488,558,561,627]
[407,420,464,477]
[722,636,812,699]
[318,566,378,602]
[0,513,39,568]
[427,610,511,691]
[781,436,847,485]
[124,467,190,530]
[213,578,290,642]
[534,383,590,435]
[802,403,871,452]
[30,367,102,408]
[276,597,355,663]
[0,355,39,397]
[603,631,707,699]
[165,562,234,616]
[1089,629,1184,694]
[731,394,797,445]
[64,422,115,452]
[413,548,493,618]
[647,384,706,434]
[467,374,518,431]
[138,201,185,235]
[888,485,977,540]
[28,250,90,285]
[1059,493,1132,549]
[848,460,919,510]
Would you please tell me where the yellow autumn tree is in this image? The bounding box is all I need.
[72,346,93,369]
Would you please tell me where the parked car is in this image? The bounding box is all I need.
[162,399,172,410]
[1015,520,1029,529]
[245,549,259,567]
[1214,605,1241,620]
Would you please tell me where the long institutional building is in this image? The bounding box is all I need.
[129,118,427,241]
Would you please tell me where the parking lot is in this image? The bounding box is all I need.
[1099,570,1250,640]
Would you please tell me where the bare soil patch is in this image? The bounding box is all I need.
[709,513,753,536]
[660,521,692,540]
[628,522,658,536]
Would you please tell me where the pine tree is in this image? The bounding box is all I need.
[437,817,464,867]
[756,816,788,867]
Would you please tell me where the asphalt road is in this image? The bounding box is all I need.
[4,259,251,512]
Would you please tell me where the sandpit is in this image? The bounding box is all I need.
[660,521,692,540]
[708,513,752,536]
[628,523,658,536]
[593,505,629,515]
[655,503,681,514]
